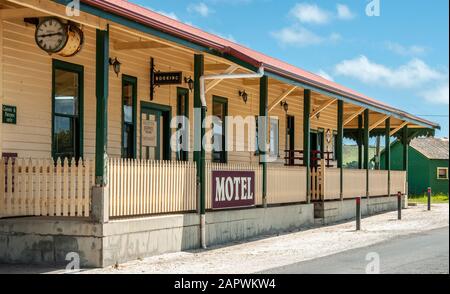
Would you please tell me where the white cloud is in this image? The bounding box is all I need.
[317,70,334,81]
[386,42,427,56]
[272,26,340,47]
[188,3,212,17]
[334,55,444,88]
[336,4,355,20]
[420,82,449,105]
[290,3,330,25]
[272,27,323,47]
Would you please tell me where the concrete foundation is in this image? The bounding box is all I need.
[0,203,314,268]
[314,196,406,225]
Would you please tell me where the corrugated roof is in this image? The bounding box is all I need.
[80,0,439,129]
[410,138,449,160]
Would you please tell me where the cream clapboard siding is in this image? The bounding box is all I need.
[0,15,338,165]
[1,19,97,159]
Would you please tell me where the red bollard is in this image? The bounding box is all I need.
[356,197,362,231]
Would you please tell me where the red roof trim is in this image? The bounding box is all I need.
[81,0,439,129]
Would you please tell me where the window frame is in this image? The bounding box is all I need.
[51,59,84,160]
[269,116,280,158]
[437,167,449,180]
[212,96,228,164]
[121,75,138,159]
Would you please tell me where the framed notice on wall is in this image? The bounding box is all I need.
[2,105,17,124]
[142,118,157,147]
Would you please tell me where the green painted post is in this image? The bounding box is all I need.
[385,118,391,196]
[259,76,269,207]
[364,109,370,200]
[358,115,363,170]
[304,89,311,203]
[402,125,409,200]
[95,27,109,187]
[402,125,409,171]
[337,100,344,201]
[193,54,205,215]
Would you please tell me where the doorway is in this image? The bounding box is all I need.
[286,115,295,165]
[140,102,172,161]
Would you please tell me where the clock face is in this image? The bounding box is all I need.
[35,18,68,53]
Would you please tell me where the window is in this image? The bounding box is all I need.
[269,117,279,158]
[437,168,448,180]
[122,75,137,159]
[52,60,83,160]
[176,88,189,161]
[254,116,259,155]
[212,97,228,163]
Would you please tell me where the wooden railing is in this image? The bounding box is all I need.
[0,158,93,218]
[267,166,307,204]
[108,159,197,217]
[284,150,335,168]
[206,162,264,209]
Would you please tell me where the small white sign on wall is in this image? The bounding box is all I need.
[142,119,157,147]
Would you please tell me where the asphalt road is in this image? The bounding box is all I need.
[261,227,449,274]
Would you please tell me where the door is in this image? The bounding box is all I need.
[310,130,324,167]
[141,102,172,161]
[286,116,295,165]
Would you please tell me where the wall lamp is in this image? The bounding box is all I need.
[109,57,121,77]
[184,76,194,91]
[239,90,248,104]
[280,101,289,113]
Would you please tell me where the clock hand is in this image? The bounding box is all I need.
[37,32,64,38]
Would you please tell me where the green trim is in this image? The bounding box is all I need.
[259,76,269,205]
[386,118,391,196]
[193,54,205,215]
[364,109,370,198]
[140,101,172,161]
[52,59,84,160]
[121,74,138,159]
[358,115,363,170]
[402,125,409,172]
[53,0,438,130]
[212,96,228,164]
[303,89,311,203]
[176,87,190,161]
[337,100,344,199]
[95,28,109,185]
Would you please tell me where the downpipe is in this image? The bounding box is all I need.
[198,66,265,249]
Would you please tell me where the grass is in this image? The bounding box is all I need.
[409,194,449,204]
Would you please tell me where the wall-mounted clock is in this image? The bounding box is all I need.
[34,17,84,57]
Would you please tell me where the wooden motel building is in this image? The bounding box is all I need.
[0,0,441,267]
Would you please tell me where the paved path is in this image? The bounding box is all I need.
[261,227,449,274]
[0,204,448,274]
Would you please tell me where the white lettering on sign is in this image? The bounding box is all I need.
[214,176,254,202]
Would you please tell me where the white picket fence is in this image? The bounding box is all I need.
[108,159,197,217]
[0,158,93,218]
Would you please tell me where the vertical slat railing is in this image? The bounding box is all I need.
[108,159,197,218]
[0,158,93,218]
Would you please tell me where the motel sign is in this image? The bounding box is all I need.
[212,171,256,210]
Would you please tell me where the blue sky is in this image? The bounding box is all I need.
[134,0,449,137]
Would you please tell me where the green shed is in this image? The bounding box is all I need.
[380,137,449,195]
